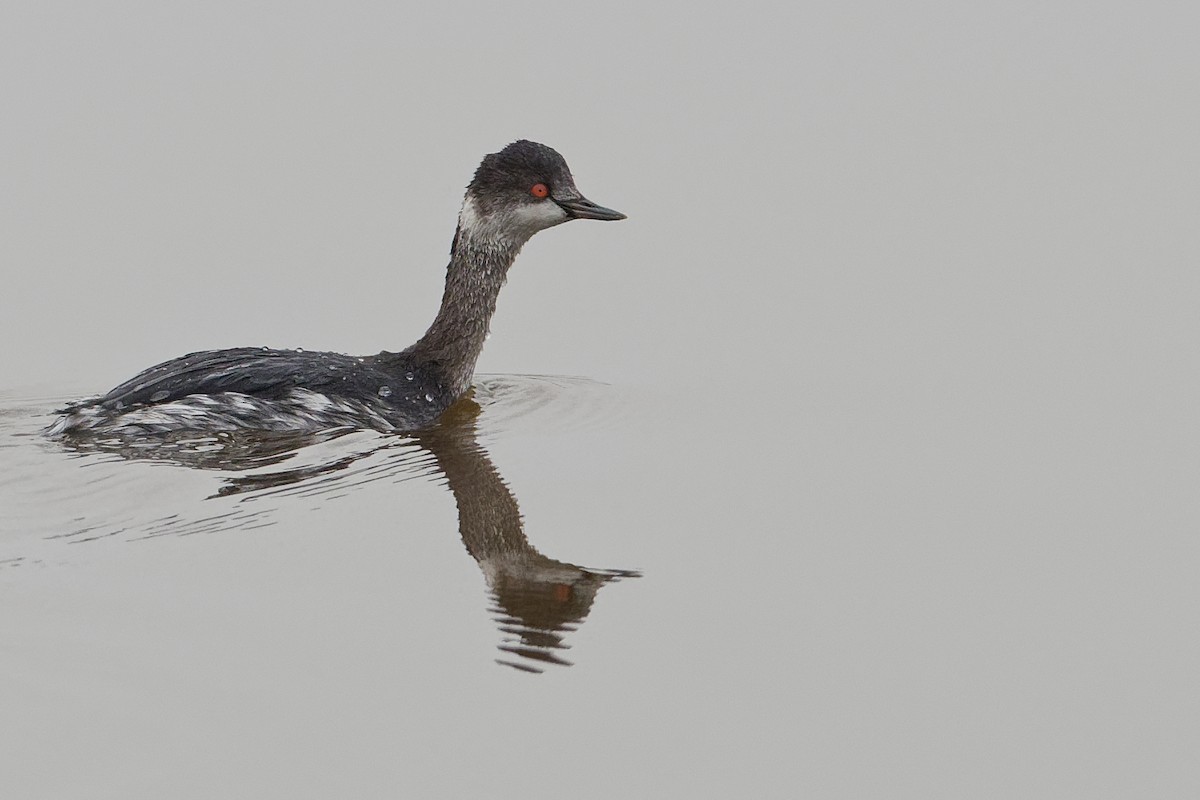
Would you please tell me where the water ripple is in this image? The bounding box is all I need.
[0,378,638,673]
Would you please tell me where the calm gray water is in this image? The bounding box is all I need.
[3,3,1200,798]
[2,377,641,671]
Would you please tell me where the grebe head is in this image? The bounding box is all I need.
[457,140,625,247]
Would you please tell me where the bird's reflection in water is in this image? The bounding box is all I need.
[419,400,638,672]
[58,381,638,673]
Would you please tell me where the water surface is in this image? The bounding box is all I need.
[3,377,638,674]
[3,3,1199,798]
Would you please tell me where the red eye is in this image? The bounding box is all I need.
[530,183,549,198]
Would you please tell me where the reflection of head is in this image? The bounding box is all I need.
[483,556,635,671]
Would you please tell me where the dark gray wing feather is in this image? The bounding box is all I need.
[96,348,365,409]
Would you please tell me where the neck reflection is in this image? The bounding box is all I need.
[418,399,638,672]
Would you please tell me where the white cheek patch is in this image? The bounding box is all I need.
[511,200,568,232]
[458,195,568,245]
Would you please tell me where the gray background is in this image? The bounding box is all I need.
[2,2,1199,798]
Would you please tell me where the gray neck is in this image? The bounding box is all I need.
[407,231,523,396]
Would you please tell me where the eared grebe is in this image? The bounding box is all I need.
[50,140,625,436]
